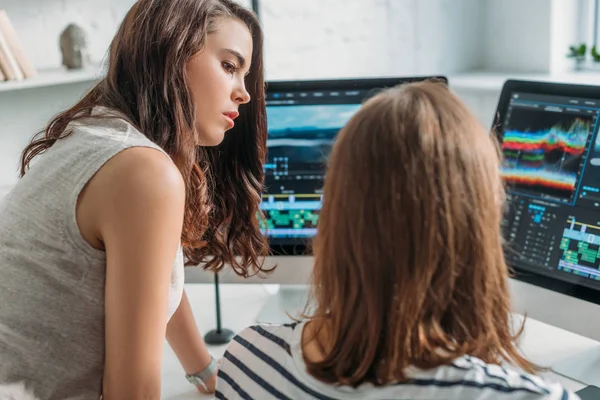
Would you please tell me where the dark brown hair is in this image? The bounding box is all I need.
[305,81,537,386]
[20,0,269,276]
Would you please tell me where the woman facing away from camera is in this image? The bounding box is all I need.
[0,0,270,399]
[216,82,580,400]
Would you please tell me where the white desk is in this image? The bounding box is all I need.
[160,283,598,399]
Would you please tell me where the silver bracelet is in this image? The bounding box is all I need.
[185,356,218,390]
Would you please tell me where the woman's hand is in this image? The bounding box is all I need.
[195,369,217,394]
[195,359,221,394]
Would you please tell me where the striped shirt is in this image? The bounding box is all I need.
[216,322,580,400]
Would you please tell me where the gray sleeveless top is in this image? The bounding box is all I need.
[0,108,185,400]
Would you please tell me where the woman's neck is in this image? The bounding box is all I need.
[301,318,330,364]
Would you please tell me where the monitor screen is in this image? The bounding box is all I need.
[261,77,447,254]
[496,80,600,298]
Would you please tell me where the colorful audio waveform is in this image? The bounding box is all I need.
[501,118,590,194]
[502,119,589,155]
[501,169,576,191]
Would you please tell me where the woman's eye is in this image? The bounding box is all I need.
[222,61,237,74]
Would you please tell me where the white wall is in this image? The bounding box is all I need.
[550,0,582,74]
[481,0,584,74]
[412,0,484,74]
[482,0,552,73]
[260,0,484,80]
[574,0,596,49]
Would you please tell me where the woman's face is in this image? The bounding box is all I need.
[186,17,253,146]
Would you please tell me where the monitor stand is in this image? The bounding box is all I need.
[552,345,600,386]
[255,284,311,324]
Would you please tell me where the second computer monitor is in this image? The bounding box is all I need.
[261,76,447,255]
[495,79,600,304]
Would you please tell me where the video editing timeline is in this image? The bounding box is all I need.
[500,91,600,290]
[260,88,364,241]
[258,194,321,238]
[559,218,600,281]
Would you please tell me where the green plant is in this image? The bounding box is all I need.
[592,45,600,62]
[567,43,587,59]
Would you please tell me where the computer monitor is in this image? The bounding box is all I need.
[256,76,449,320]
[261,76,448,256]
[493,79,600,386]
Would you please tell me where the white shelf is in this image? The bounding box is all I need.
[0,66,103,93]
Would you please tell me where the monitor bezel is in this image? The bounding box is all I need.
[493,79,600,306]
[263,75,448,257]
[265,76,448,93]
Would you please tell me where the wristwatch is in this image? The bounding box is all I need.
[185,356,218,390]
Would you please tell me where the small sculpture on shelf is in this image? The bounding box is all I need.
[59,23,88,70]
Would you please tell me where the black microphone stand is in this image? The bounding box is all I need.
[204,272,235,345]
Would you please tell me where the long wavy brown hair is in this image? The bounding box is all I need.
[20,0,269,276]
[305,81,537,386]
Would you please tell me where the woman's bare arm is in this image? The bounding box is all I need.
[166,290,217,393]
[83,147,185,400]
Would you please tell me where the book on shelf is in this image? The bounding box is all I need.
[0,9,37,82]
[0,49,7,81]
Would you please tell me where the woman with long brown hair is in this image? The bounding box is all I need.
[216,81,579,399]
[0,0,269,399]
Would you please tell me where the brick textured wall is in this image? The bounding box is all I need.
[0,0,483,76]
